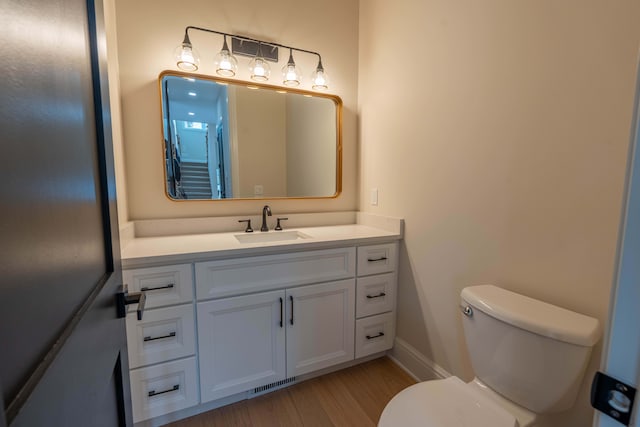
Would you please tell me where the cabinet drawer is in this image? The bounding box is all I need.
[126,304,196,369]
[356,273,397,318]
[195,247,356,300]
[123,264,193,309]
[357,243,398,276]
[355,312,395,358]
[130,357,198,423]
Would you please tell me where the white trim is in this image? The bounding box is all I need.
[595,54,640,427]
[388,337,451,382]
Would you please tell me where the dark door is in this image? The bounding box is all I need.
[0,0,132,426]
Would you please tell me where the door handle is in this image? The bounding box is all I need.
[116,284,146,320]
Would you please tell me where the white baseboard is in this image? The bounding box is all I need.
[389,337,451,381]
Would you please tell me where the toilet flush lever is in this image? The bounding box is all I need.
[461,306,473,317]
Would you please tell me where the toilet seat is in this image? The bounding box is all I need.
[378,376,518,427]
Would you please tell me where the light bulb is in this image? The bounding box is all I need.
[311,68,329,90]
[214,36,238,77]
[311,58,329,90]
[282,49,301,87]
[174,33,200,71]
[249,57,270,81]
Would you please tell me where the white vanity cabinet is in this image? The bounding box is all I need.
[196,279,355,403]
[123,264,199,423]
[354,243,398,358]
[194,248,357,403]
[122,235,400,425]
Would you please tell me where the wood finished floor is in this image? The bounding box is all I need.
[166,357,416,427]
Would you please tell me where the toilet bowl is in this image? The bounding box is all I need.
[379,285,601,427]
[379,376,518,427]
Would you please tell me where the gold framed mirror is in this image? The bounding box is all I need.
[159,71,342,200]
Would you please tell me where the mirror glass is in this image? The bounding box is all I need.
[160,72,342,200]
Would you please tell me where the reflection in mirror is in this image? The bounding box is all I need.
[160,72,342,200]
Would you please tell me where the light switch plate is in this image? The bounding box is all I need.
[370,188,378,206]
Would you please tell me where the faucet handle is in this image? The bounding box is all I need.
[274,217,288,231]
[238,219,253,233]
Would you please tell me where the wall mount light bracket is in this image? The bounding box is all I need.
[231,37,279,62]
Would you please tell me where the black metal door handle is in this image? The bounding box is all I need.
[143,332,176,342]
[279,297,283,328]
[116,284,146,320]
[367,257,388,262]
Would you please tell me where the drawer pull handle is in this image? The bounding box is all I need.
[366,332,385,340]
[366,292,387,299]
[141,283,175,292]
[279,297,283,328]
[367,256,388,262]
[148,384,179,397]
[143,332,176,342]
[290,295,294,325]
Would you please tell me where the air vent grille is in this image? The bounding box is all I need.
[250,377,297,395]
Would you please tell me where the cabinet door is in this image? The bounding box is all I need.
[197,290,286,403]
[286,279,355,376]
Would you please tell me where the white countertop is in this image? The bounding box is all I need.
[121,224,401,268]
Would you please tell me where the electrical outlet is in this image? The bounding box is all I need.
[371,188,378,206]
[254,184,264,196]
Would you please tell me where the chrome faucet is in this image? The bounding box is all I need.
[261,205,272,232]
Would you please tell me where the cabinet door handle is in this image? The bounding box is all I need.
[141,283,175,292]
[366,332,385,340]
[148,384,179,397]
[366,292,386,299]
[289,295,294,325]
[367,256,388,262]
[143,331,176,342]
[279,297,283,328]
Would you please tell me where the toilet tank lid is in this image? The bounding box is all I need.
[461,285,601,347]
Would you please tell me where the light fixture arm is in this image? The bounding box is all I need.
[183,26,323,66]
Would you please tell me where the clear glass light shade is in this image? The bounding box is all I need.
[249,57,270,81]
[174,43,200,71]
[282,63,302,86]
[311,67,329,90]
[214,49,238,77]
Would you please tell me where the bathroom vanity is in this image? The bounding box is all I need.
[120,215,402,425]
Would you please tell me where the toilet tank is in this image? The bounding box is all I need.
[460,285,601,414]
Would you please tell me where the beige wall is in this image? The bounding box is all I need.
[114,0,358,220]
[358,1,640,426]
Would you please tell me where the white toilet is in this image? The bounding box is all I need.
[379,285,601,427]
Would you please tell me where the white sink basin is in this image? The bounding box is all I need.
[234,230,312,244]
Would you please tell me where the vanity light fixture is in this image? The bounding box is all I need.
[174,32,200,71]
[213,35,238,77]
[282,49,301,87]
[248,42,270,81]
[311,59,329,91]
[174,26,329,90]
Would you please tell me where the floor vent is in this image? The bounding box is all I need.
[250,377,297,396]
